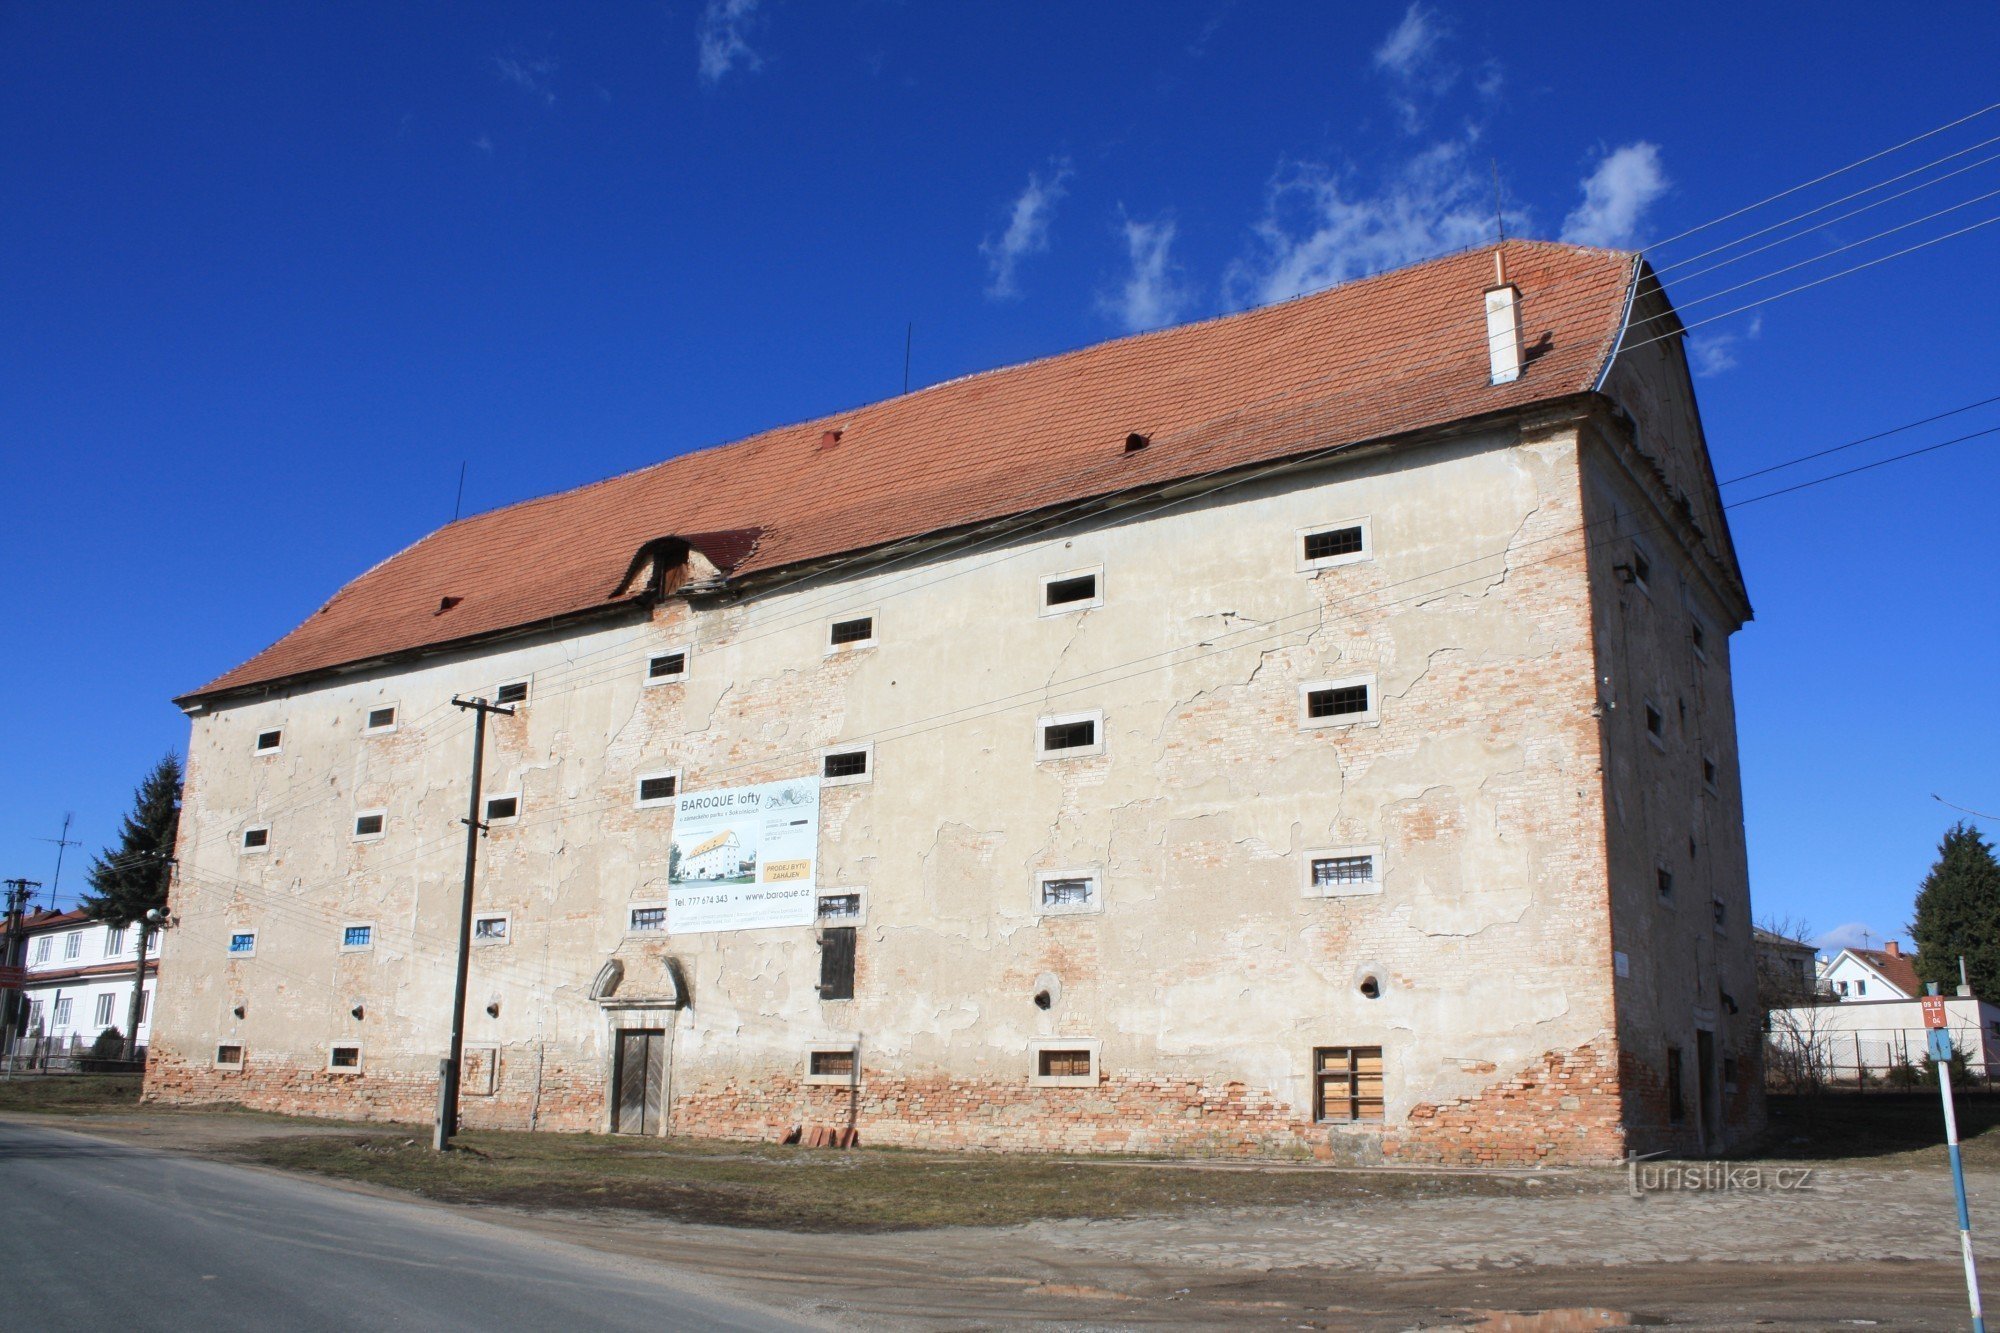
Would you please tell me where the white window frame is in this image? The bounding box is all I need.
[104,927,126,957]
[483,792,522,826]
[1036,709,1105,760]
[226,929,258,958]
[340,922,375,953]
[493,676,532,707]
[52,997,73,1028]
[820,743,874,787]
[644,645,691,686]
[1295,517,1374,573]
[94,993,115,1027]
[327,1043,364,1074]
[352,808,388,842]
[241,825,271,854]
[825,611,879,654]
[471,912,512,946]
[213,1043,245,1071]
[1302,845,1384,899]
[815,888,868,925]
[1643,699,1666,752]
[64,931,82,960]
[1028,1037,1102,1089]
[625,902,669,935]
[363,703,400,735]
[1300,675,1379,729]
[634,769,681,810]
[1033,867,1104,918]
[1039,565,1104,617]
[33,937,50,964]
[253,727,283,756]
[804,1039,862,1087]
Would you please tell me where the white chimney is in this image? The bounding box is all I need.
[1484,273,1522,385]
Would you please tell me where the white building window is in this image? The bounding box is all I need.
[826,614,878,652]
[364,704,398,734]
[254,728,283,755]
[1296,518,1373,572]
[645,647,689,684]
[242,826,270,853]
[804,1041,861,1086]
[341,923,374,951]
[94,993,116,1026]
[328,1044,363,1073]
[64,931,82,960]
[494,678,530,707]
[1301,676,1377,728]
[104,927,126,956]
[353,810,387,841]
[33,937,50,964]
[816,889,866,924]
[472,913,511,945]
[227,930,257,957]
[821,744,873,786]
[1036,710,1104,759]
[635,771,679,809]
[1028,1038,1101,1088]
[214,1044,245,1070]
[1034,868,1102,917]
[1039,567,1103,615]
[53,997,73,1028]
[628,905,667,934]
[1303,847,1383,898]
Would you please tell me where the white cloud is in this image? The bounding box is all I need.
[1561,142,1670,248]
[493,55,556,106]
[1225,142,1522,307]
[698,0,764,86]
[1101,214,1192,333]
[981,161,1074,300]
[1815,921,1887,954]
[1688,313,1762,377]
[1372,4,1458,134]
[473,134,495,156]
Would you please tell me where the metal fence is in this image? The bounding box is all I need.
[1766,1022,1993,1092]
[0,1033,146,1075]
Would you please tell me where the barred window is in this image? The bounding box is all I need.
[365,706,397,731]
[828,616,875,647]
[1311,855,1374,888]
[342,925,373,949]
[1302,525,1364,562]
[636,773,678,805]
[1041,718,1096,752]
[495,680,529,706]
[810,1049,854,1078]
[1313,1046,1384,1123]
[1038,1048,1093,1079]
[823,749,870,780]
[1041,877,1094,908]
[629,906,667,933]
[647,651,687,681]
[1307,684,1370,719]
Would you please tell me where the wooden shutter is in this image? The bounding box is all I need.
[819,927,856,1001]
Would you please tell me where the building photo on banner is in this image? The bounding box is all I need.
[666,778,820,933]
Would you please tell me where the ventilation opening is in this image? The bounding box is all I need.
[1124,432,1150,453]
[1359,975,1381,999]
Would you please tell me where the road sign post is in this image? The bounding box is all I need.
[1927,983,1985,1332]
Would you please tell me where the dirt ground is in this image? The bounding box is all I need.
[5,1082,1996,1328]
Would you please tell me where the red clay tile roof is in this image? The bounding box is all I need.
[1849,947,1923,998]
[185,240,1639,702]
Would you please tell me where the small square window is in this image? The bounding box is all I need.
[827,616,876,650]
[1701,754,1719,793]
[1630,543,1653,592]
[1040,567,1104,615]
[1313,1045,1385,1123]
[1712,898,1728,930]
[254,729,282,755]
[484,794,520,824]
[816,890,865,923]
[822,745,873,785]
[494,679,530,707]
[227,931,257,957]
[1035,869,1102,917]
[353,811,386,840]
[1690,619,1709,662]
[365,705,398,733]
[1029,1039,1101,1087]
[1297,519,1372,572]
[328,1044,363,1073]
[1656,867,1675,901]
[635,772,679,808]
[1036,710,1104,759]
[805,1045,859,1085]
[1643,701,1665,749]
[1301,677,1378,728]
[472,913,510,944]
[1305,848,1382,898]
[214,1044,244,1070]
[341,924,373,950]
[646,649,688,684]
[241,827,270,852]
[628,905,667,934]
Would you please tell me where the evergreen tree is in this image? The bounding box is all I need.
[80,753,182,927]
[1910,822,2000,1000]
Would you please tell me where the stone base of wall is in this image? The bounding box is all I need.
[145,1043,1633,1166]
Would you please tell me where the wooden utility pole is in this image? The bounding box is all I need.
[435,694,513,1151]
[2,878,41,1060]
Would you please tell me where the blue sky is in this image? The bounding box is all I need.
[3,3,1997,953]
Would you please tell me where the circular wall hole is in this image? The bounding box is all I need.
[1359,975,1381,999]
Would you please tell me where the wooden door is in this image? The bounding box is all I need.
[614,1029,666,1135]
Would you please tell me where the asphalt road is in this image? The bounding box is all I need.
[0,1120,818,1332]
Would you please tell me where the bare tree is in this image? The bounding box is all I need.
[1756,915,1838,1094]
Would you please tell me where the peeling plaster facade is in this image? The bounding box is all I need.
[147,316,1759,1164]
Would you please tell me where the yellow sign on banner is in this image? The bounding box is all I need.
[764,858,811,883]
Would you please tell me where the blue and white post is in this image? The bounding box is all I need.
[1928,983,1985,1332]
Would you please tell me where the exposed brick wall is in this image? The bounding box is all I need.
[1397,1041,1625,1166]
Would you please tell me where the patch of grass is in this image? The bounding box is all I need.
[1763,1091,2000,1167]
[0,1074,143,1114]
[233,1129,1595,1232]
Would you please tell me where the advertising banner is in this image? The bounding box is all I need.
[666,776,819,932]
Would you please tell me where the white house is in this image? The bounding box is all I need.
[1821,940,1920,1001]
[1767,939,2000,1082]
[679,829,743,881]
[1,907,159,1058]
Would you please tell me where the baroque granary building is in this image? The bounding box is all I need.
[147,240,1760,1163]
